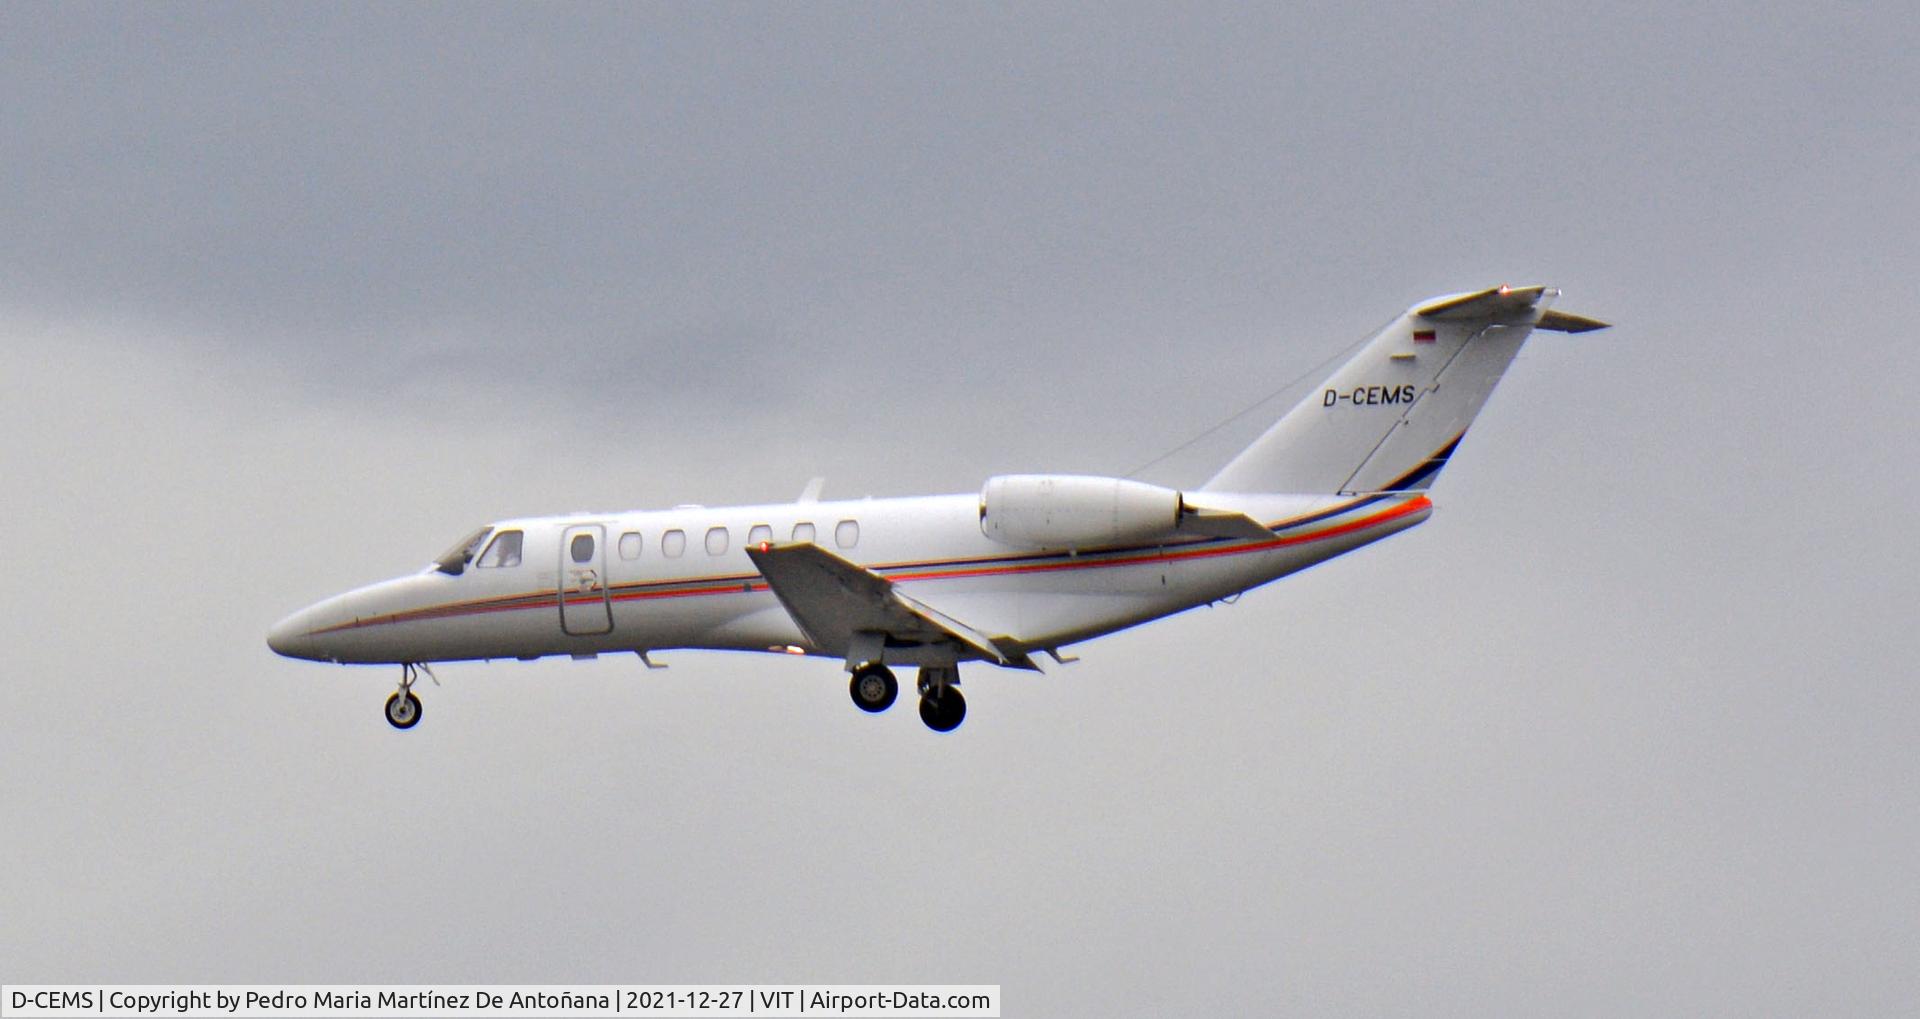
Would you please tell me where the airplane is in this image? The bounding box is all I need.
[269,284,1607,732]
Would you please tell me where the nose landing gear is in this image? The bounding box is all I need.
[384,662,434,730]
[385,690,421,729]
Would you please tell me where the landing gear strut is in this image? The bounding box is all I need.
[849,663,898,713]
[385,662,427,730]
[916,666,965,733]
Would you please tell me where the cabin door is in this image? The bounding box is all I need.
[558,524,614,635]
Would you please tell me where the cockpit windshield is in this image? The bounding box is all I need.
[476,530,524,568]
[433,527,492,576]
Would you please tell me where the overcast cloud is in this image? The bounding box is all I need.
[3,3,1917,1014]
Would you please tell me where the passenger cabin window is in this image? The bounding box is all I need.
[618,531,642,560]
[706,526,729,556]
[792,522,816,544]
[662,529,686,558]
[569,533,595,564]
[748,524,772,547]
[835,519,859,549]
[476,529,523,568]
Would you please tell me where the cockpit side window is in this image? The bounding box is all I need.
[434,527,491,575]
[477,529,524,568]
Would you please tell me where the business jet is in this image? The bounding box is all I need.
[269,284,1607,732]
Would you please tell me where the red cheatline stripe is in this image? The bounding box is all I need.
[432,493,1388,620]
[891,494,1427,581]
[314,496,1430,634]
[612,582,758,604]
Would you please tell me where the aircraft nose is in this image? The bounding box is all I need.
[267,608,319,659]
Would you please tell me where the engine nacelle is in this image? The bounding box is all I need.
[979,475,1182,551]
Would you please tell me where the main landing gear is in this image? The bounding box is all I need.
[849,663,899,713]
[916,666,965,733]
[384,662,433,730]
[847,663,967,732]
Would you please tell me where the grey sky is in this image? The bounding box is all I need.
[3,3,1916,1014]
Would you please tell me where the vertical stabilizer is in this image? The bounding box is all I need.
[1201,286,1606,495]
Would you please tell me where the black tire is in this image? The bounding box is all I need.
[850,665,898,713]
[918,687,966,733]
[385,690,423,730]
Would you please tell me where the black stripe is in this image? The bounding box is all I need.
[1379,433,1465,492]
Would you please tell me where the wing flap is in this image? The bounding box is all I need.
[746,543,1012,664]
[890,588,1011,664]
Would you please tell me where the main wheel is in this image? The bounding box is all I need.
[385,690,422,730]
[918,687,966,733]
[850,665,898,713]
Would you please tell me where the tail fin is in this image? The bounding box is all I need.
[1201,285,1608,495]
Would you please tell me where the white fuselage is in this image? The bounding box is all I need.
[267,490,1432,667]
[267,282,1604,733]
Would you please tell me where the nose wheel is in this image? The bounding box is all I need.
[384,662,432,730]
[385,690,422,729]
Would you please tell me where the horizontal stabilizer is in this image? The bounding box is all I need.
[1415,285,1548,321]
[746,542,1012,664]
[1535,309,1611,333]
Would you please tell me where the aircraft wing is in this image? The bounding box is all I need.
[746,542,1015,665]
